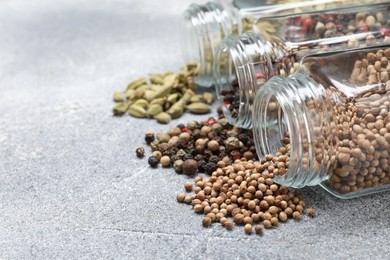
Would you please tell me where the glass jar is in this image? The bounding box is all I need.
[252,45,390,199]
[214,2,390,129]
[181,0,366,87]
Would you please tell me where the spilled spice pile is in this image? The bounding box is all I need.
[176,137,314,235]
[112,63,214,124]
[144,117,258,174]
[141,117,314,234]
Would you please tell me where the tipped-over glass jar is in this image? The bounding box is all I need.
[181,0,367,87]
[252,45,390,199]
[214,2,390,129]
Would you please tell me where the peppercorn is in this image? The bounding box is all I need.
[148,156,159,168]
[160,156,171,167]
[182,159,198,175]
[204,162,217,174]
[144,131,155,144]
[135,147,145,158]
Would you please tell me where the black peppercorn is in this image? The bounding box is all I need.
[144,131,155,144]
[177,123,185,129]
[135,147,145,158]
[204,162,217,174]
[194,154,204,161]
[198,160,206,172]
[209,155,220,164]
[148,156,159,168]
[183,154,194,160]
[238,133,249,145]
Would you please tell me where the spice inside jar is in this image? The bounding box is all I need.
[252,45,390,198]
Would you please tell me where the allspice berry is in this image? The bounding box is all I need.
[182,159,198,175]
[135,147,145,158]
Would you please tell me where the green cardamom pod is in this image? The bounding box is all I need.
[112,102,128,116]
[203,92,214,104]
[186,62,198,71]
[150,97,165,106]
[113,91,124,102]
[124,89,135,100]
[167,103,184,119]
[186,102,211,114]
[167,93,181,104]
[128,105,146,118]
[134,99,149,109]
[154,112,171,124]
[146,104,163,117]
[126,77,148,90]
[190,95,206,103]
[150,74,164,85]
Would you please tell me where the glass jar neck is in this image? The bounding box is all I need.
[252,73,336,188]
[181,2,232,86]
[214,32,287,128]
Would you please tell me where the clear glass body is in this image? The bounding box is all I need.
[181,0,363,87]
[214,2,390,128]
[252,45,390,199]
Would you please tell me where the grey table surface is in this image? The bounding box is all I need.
[0,0,389,259]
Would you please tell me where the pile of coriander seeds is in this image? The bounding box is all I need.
[327,48,390,194]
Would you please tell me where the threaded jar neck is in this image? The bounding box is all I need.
[214,32,285,129]
[252,73,335,188]
[180,2,231,87]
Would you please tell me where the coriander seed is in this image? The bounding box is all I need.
[254,224,263,234]
[184,181,193,192]
[244,224,252,235]
[202,216,212,227]
[306,208,315,218]
[176,193,186,203]
[292,211,301,220]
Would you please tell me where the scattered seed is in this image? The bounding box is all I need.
[135,147,145,158]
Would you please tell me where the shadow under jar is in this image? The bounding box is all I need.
[214,2,390,129]
[252,45,390,199]
[180,0,368,87]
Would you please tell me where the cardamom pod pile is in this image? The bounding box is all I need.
[112,63,214,124]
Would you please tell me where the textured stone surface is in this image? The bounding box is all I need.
[0,0,389,259]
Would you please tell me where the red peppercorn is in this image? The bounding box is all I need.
[181,127,189,132]
[381,27,389,37]
[207,118,217,125]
